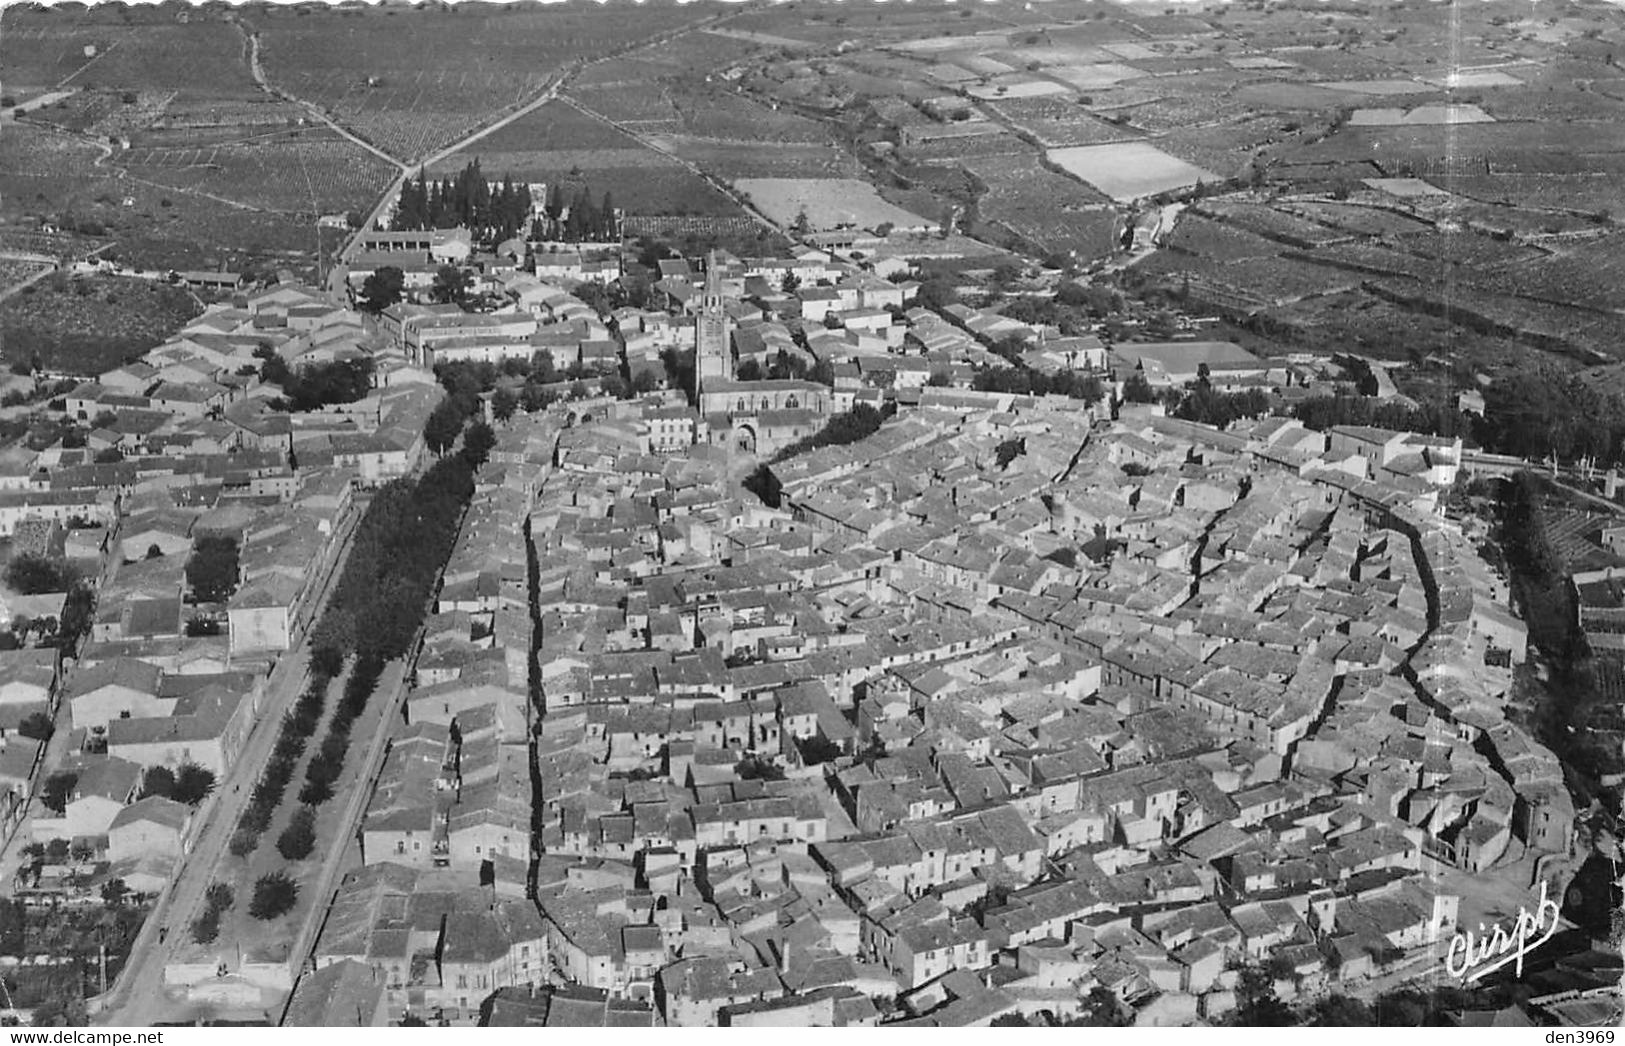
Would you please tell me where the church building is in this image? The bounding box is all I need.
[692,253,831,457]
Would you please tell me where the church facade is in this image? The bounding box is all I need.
[692,254,830,457]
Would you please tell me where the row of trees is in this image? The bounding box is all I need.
[1173,385,1272,429]
[1293,392,1472,438]
[137,764,215,806]
[189,882,234,944]
[298,654,383,808]
[772,403,886,464]
[970,366,1105,401]
[392,161,534,244]
[229,654,342,858]
[309,453,475,659]
[534,181,619,244]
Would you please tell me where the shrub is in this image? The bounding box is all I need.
[228,829,260,858]
[17,711,54,743]
[204,882,234,913]
[249,872,298,920]
[190,907,220,944]
[310,645,345,681]
[298,777,333,806]
[173,763,215,805]
[139,765,177,800]
[41,771,77,815]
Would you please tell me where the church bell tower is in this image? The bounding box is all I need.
[694,251,731,404]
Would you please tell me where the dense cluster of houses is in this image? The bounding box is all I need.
[285,353,1571,1026]
[0,282,442,903]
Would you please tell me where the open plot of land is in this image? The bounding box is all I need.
[1435,70,1526,89]
[1349,105,1496,127]
[732,178,933,232]
[966,80,1072,101]
[1318,79,1432,95]
[1048,142,1216,202]
[0,272,198,374]
[1364,178,1448,198]
[1045,63,1148,90]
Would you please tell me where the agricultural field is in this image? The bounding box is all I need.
[901,131,1032,164]
[0,119,343,275]
[1193,201,1352,249]
[0,259,52,294]
[450,100,649,156]
[1447,175,1625,214]
[733,178,934,233]
[1347,104,1496,126]
[958,154,1117,260]
[654,136,853,180]
[1162,214,1284,263]
[0,8,258,97]
[1106,91,1254,136]
[1462,236,1625,314]
[424,99,746,218]
[0,272,199,376]
[23,88,173,138]
[121,131,396,214]
[1048,142,1217,202]
[623,215,786,260]
[246,2,715,162]
[982,97,1141,148]
[568,84,682,128]
[1275,202,1434,238]
[1254,290,1535,369]
[732,3,1031,48]
[1155,116,1305,181]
